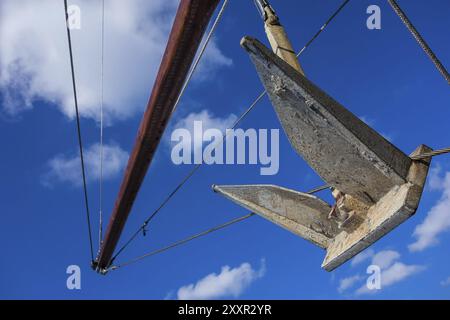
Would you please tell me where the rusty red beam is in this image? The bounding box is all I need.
[96,0,221,271]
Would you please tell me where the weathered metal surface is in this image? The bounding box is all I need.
[213,146,431,271]
[213,36,432,272]
[96,0,220,271]
[241,36,412,205]
[213,184,338,248]
[322,145,432,271]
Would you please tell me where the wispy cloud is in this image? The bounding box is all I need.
[355,262,425,295]
[169,109,237,152]
[371,250,400,270]
[339,250,425,296]
[428,164,444,191]
[164,291,175,300]
[409,168,450,252]
[359,115,393,142]
[338,275,362,293]
[359,115,375,127]
[194,37,233,82]
[351,249,374,267]
[42,142,128,187]
[177,260,266,300]
[0,0,231,122]
[354,250,425,295]
[440,276,450,287]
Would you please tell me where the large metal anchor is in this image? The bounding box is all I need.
[213,2,432,271]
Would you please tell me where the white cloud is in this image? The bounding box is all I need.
[351,249,374,267]
[173,110,237,135]
[169,109,237,151]
[355,262,425,295]
[428,164,444,191]
[0,0,231,122]
[409,170,450,252]
[177,260,265,300]
[378,262,425,287]
[353,250,425,295]
[440,276,450,287]
[164,291,174,300]
[193,38,233,82]
[359,115,375,127]
[42,142,128,187]
[338,275,362,293]
[340,250,425,296]
[371,250,400,270]
[358,115,393,142]
[380,132,393,142]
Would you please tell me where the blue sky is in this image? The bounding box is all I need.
[0,0,449,299]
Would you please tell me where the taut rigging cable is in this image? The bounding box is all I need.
[63,0,95,263]
[98,0,105,255]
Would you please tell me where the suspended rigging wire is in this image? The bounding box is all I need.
[63,0,95,263]
[98,0,105,254]
[108,0,352,267]
[387,0,450,85]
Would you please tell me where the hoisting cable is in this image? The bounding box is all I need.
[98,0,105,254]
[108,184,330,272]
[172,0,229,116]
[64,0,95,263]
[387,0,450,85]
[107,0,351,267]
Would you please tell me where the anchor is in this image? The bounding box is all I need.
[213,1,432,271]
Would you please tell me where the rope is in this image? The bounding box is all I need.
[411,147,450,160]
[98,0,105,254]
[387,0,450,85]
[171,0,229,115]
[107,0,351,266]
[64,0,95,263]
[109,184,330,271]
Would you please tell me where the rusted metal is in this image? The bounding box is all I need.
[96,0,220,271]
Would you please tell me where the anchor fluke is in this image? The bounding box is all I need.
[213,184,338,249]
